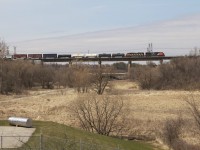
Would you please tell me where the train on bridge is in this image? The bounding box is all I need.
[4,51,165,59]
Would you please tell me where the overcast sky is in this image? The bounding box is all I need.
[0,0,200,55]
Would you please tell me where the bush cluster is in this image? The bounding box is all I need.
[130,57,200,90]
[0,60,112,94]
[0,60,56,94]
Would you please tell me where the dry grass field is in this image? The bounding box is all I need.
[0,80,200,146]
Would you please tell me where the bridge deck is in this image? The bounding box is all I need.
[35,56,178,62]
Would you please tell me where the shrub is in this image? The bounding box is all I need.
[162,117,183,149]
[130,57,200,90]
[69,95,130,136]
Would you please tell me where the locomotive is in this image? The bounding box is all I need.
[4,51,165,59]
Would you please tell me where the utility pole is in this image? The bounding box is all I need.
[147,43,153,52]
[147,43,153,65]
[14,46,17,54]
[6,46,9,55]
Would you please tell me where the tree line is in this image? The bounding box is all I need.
[1,56,200,94]
[130,56,200,90]
[0,60,114,94]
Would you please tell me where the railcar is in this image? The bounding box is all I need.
[13,54,27,59]
[43,54,57,59]
[126,52,145,57]
[4,51,165,60]
[58,54,71,58]
[85,54,98,58]
[72,54,85,58]
[28,54,43,59]
[112,53,125,58]
[98,53,112,58]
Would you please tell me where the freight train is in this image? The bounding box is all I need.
[4,52,165,59]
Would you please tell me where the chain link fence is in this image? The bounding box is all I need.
[0,135,124,150]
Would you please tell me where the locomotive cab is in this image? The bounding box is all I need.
[145,52,165,57]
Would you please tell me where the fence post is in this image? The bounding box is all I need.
[116,144,120,150]
[40,134,43,150]
[1,136,2,149]
[80,139,82,150]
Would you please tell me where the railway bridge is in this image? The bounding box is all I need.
[31,56,179,76]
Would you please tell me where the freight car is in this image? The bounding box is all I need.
[13,54,27,59]
[98,53,112,58]
[3,51,165,60]
[71,54,85,58]
[85,54,98,58]
[126,52,145,57]
[57,54,71,58]
[112,53,125,58]
[28,54,43,59]
[43,54,57,59]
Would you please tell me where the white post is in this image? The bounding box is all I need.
[1,136,2,149]
[40,134,43,150]
[80,139,82,150]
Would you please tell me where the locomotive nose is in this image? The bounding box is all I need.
[158,52,165,56]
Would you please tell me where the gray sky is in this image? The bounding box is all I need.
[1,0,200,55]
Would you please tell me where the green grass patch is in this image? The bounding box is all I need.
[0,120,160,150]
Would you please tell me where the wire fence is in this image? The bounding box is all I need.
[0,135,124,150]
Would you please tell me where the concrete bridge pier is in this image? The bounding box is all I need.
[128,61,132,77]
[40,60,44,66]
[160,59,163,65]
[31,59,35,65]
[98,60,102,68]
[69,61,72,67]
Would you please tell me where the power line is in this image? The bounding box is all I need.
[153,48,194,49]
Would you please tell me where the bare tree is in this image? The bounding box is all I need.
[189,47,200,56]
[34,65,55,89]
[0,59,3,93]
[91,68,111,95]
[0,39,8,58]
[162,117,183,150]
[72,67,91,93]
[0,39,8,93]
[130,66,158,90]
[186,96,200,132]
[69,95,130,136]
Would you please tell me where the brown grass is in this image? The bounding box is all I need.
[0,80,200,145]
